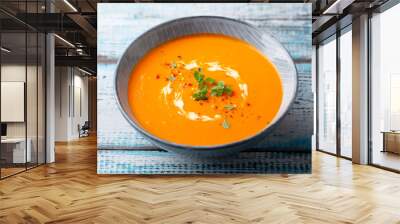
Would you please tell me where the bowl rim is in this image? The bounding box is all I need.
[114,15,298,152]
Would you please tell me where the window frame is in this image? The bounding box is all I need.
[315,24,353,161]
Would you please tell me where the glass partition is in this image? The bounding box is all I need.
[317,36,337,154]
[27,30,38,169]
[370,3,400,171]
[339,28,352,158]
[38,32,45,165]
[26,0,41,170]
[1,30,28,177]
[0,1,46,179]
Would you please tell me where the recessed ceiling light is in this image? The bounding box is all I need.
[322,0,354,15]
[54,34,75,48]
[1,47,11,53]
[63,0,78,12]
[78,67,93,76]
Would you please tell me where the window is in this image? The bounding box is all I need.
[339,28,352,158]
[370,3,400,171]
[317,36,337,154]
[316,26,353,159]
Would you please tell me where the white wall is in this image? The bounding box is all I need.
[1,65,26,141]
[1,65,39,138]
[1,64,46,163]
[54,67,89,141]
[72,73,89,137]
[55,66,69,141]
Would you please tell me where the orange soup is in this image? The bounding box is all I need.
[128,34,283,146]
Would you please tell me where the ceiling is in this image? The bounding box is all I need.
[0,0,392,75]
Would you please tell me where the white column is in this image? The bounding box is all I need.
[46,33,55,163]
[45,0,55,163]
[352,14,369,164]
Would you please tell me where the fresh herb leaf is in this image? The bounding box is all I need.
[193,69,208,100]
[193,92,207,100]
[167,75,176,81]
[192,68,234,101]
[194,70,204,83]
[222,118,230,129]
[192,85,208,101]
[205,77,215,84]
[223,85,233,96]
[211,82,225,96]
[170,61,177,69]
[224,104,236,110]
[211,81,233,97]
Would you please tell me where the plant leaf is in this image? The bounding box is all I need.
[192,85,208,101]
[167,75,176,81]
[205,77,215,84]
[224,85,233,96]
[170,61,177,69]
[211,85,224,96]
[224,104,236,110]
[222,119,230,129]
[194,71,204,83]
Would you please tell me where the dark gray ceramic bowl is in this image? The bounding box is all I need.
[114,16,297,157]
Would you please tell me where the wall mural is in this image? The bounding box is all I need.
[97,3,312,174]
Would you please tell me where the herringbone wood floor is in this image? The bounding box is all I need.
[1,135,400,224]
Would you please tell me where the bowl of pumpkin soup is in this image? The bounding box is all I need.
[114,16,297,157]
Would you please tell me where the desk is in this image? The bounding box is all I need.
[382,131,400,154]
[1,138,31,163]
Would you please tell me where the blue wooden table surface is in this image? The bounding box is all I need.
[97,3,312,174]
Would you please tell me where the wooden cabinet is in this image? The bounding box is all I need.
[382,132,400,154]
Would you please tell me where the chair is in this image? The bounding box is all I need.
[78,121,90,138]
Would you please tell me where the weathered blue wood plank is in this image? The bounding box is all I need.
[97,3,312,174]
[98,150,311,174]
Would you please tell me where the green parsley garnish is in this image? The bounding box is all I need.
[192,68,234,101]
[170,62,177,69]
[167,75,176,81]
[205,77,215,84]
[224,104,236,110]
[211,81,225,96]
[224,86,233,96]
[222,118,230,129]
[194,70,204,85]
[193,70,208,100]
[192,85,208,101]
[210,81,232,97]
